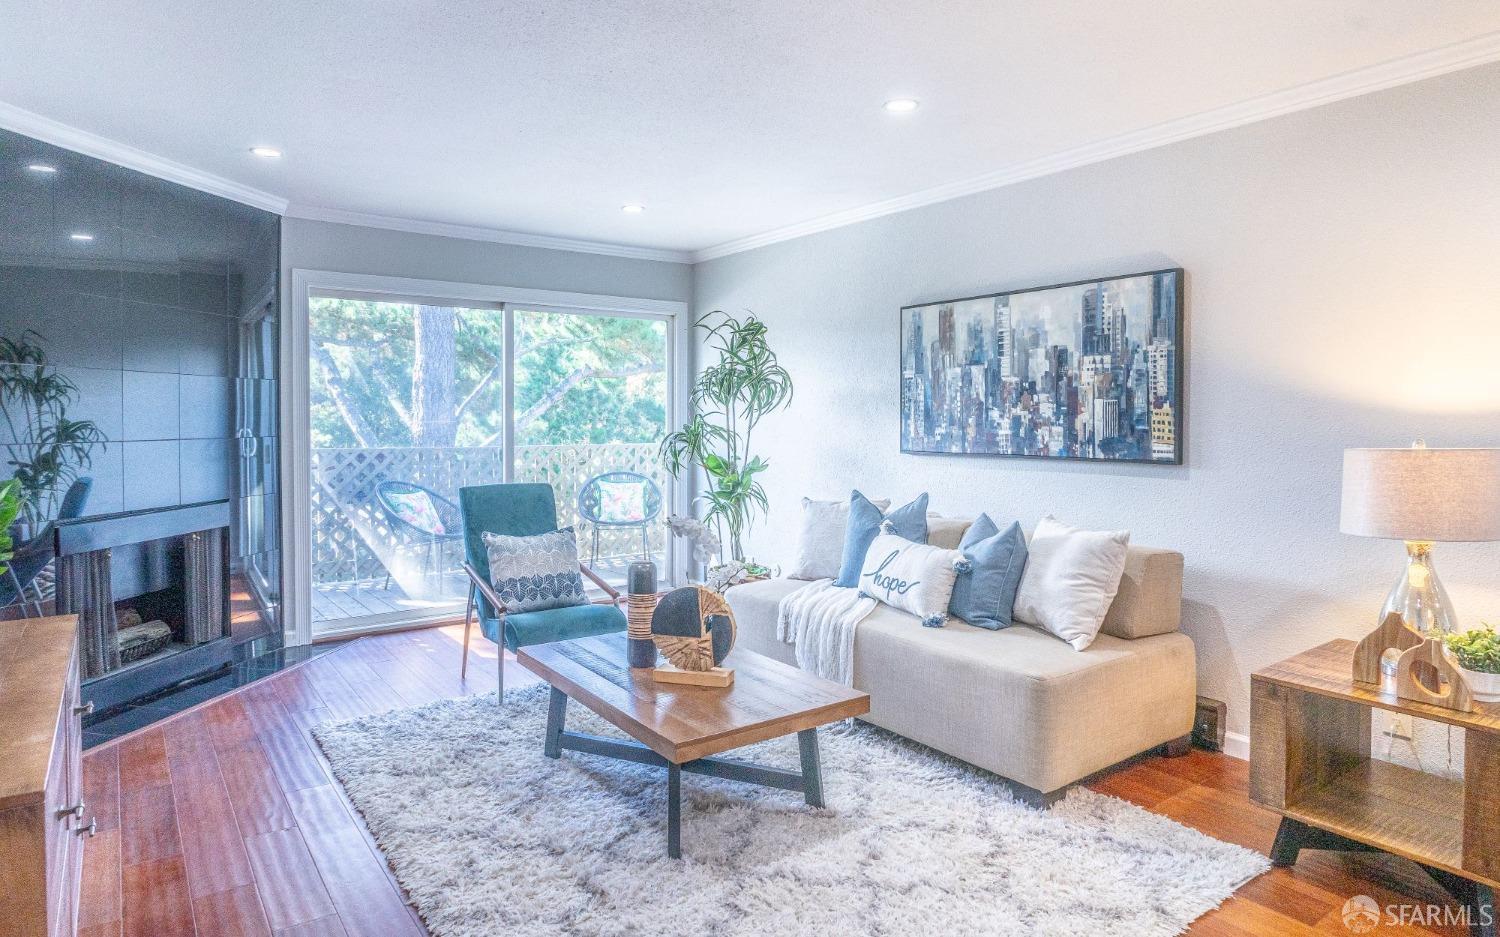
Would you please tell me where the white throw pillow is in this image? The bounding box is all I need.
[1012,516,1130,651]
[857,526,965,627]
[789,496,890,580]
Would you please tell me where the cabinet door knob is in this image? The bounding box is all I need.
[74,701,94,716]
[77,816,97,838]
[57,800,86,820]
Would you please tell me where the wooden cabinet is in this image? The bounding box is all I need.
[0,615,88,937]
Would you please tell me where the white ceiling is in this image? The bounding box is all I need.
[3,1,1499,260]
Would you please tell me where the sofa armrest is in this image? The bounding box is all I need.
[1099,547,1183,640]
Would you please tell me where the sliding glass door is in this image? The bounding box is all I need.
[299,288,677,638]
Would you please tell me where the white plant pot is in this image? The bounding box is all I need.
[1458,666,1500,703]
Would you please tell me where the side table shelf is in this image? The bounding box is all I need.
[1251,639,1498,937]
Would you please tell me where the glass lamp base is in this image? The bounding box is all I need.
[1379,540,1457,639]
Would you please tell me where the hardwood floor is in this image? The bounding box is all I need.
[79,625,1474,936]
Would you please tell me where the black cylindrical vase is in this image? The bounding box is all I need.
[626,560,659,668]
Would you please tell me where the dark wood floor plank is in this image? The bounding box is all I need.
[161,717,259,899]
[192,883,273,937]
[116,728,171,791]
[274,915,350,937]
[284,785,421,937]
[217,739,299,835]
[272,666,328,715]
[120,781,182,865]
[121,855,196,937]
[244,828,338,932]
[78,828,122,930]
[83,742,122,833]
[205,696,261,751]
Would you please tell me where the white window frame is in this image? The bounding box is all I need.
[282,269,690,646]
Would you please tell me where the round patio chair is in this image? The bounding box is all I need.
[576,471,663,566]
[374,481,464,588]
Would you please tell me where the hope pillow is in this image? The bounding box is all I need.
[857,524,965,628]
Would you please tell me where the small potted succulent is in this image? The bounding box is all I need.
[1445,624,1500,703]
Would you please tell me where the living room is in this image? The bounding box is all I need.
[2,3,1499,936]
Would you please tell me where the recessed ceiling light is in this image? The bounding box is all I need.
[69,232,94,242]
[621,204,645,214]
[25,163,57,173]
[249,146,283,159]
[883,98,920,114]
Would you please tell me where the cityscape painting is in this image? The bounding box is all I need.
[900,268,1183,463]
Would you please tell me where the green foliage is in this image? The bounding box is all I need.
[660,311,792,560]
[1446,624,1500,675]
[0,479,20,576]
[308,299,666,449]
[0,331,106,525]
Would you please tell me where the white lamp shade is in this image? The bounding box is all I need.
[1341,447,1500,542]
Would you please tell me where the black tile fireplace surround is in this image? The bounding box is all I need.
[54,500,235,712]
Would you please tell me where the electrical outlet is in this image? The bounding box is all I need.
[1383,715,1413,740]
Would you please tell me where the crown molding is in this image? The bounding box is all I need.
[0,100,289,214]
[691,31,1500,262]
[284,204,693,264]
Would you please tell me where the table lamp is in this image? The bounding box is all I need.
[1340,443,1500,637]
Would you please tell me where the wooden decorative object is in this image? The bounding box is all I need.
[652,662,734,687]
[650,586,737,687]
[1395,636,1475,713]
[1352,611,1424,685]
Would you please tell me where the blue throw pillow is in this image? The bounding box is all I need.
[948,513,1028,630]
[834,490,929,588]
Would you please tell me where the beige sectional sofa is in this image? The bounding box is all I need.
[724,516,1196,806]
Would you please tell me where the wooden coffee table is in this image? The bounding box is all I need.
[517,632,870,858]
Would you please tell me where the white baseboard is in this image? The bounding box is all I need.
[1221,731,1249,761]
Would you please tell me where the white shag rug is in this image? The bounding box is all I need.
[313,685,1267,937]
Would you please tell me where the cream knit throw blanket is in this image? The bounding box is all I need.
[775,579,876,686]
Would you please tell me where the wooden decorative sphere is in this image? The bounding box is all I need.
[650,586,736,672]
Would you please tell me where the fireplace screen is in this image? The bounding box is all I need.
[56,524,230,680]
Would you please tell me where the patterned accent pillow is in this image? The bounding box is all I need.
[386,489,445,535]
[597,480,647,523]
[482,527,587,614]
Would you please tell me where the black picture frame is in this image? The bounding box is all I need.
[899,267,1184,465]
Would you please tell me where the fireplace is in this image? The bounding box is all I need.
[53,500,233,712]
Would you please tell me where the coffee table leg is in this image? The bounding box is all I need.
[798,729,824,808]
[544,687,567,759]
[667,763,682,859]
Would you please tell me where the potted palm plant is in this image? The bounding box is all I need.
[1445,624,1500,703]
[0,330,106,528]
[660,311,792,576]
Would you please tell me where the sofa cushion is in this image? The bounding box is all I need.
[1012,516,1130,651]
[948,514,1028,631]
[925,514,972,550]
[857,528,964,627]
[835,491,929,587]
[789,496,890,580]
[488,602,626,650]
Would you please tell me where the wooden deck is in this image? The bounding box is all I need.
[311,559,645,627]
[75,623,1478,937]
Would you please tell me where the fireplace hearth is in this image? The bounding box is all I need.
[53,500,233,712]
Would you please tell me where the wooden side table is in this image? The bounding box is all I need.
[1251,640,1498,936]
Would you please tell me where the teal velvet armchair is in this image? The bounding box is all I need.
[459,483,626,700]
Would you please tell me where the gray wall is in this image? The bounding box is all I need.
[692,63,1500,740]
[281,217,692,304]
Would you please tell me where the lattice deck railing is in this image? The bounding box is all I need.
[310,444,669,586]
